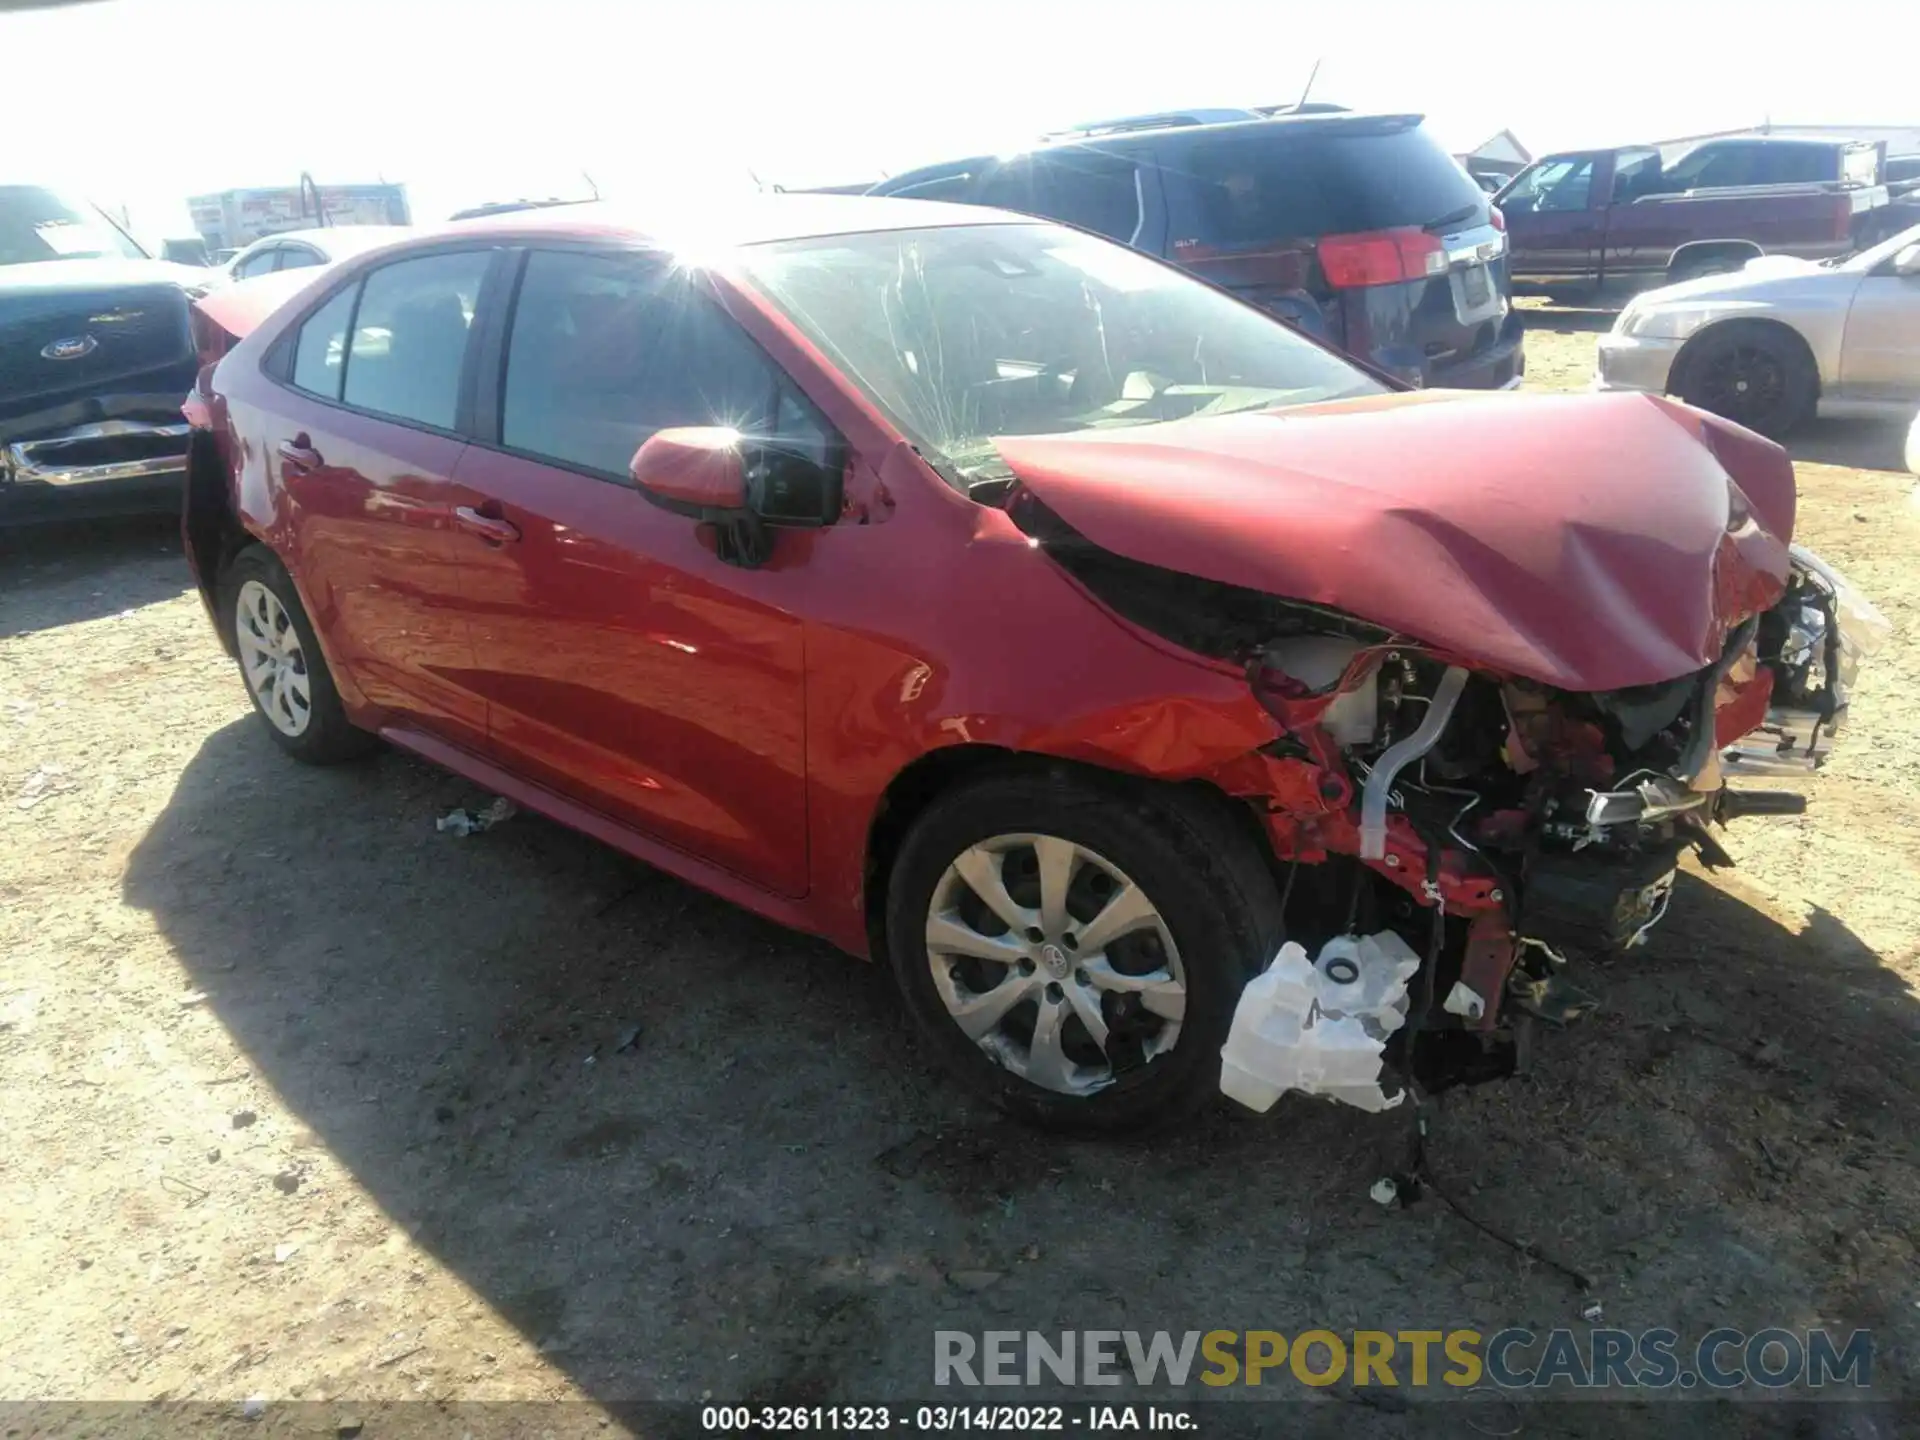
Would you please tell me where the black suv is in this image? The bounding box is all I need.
[871,113,1524,390]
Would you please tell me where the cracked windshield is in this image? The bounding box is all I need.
[743,222,1382,488]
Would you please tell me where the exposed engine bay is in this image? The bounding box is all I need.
[1008,489,1889,1110]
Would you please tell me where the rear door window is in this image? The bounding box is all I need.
[290,285,357,400]
[1180,124,1487,244]
[499,249,822,480]
[1750,146,1832,185]
[1659,142,1825,190]
[340,250,490,430]
[979,151,1143,243]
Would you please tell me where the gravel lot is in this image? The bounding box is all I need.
[3,319,1917,1437]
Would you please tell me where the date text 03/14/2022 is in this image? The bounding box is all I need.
[700,1404,1194,1431]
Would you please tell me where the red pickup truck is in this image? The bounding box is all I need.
[1498,137,1889,297]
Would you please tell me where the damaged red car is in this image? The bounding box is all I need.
[182,199,1885,1131]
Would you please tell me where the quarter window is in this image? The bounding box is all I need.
[500,249,824,480]
[290,285,356,400]
[341,251,489,430]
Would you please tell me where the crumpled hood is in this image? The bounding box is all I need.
[994,390,1795,692]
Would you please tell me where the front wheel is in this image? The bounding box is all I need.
[1675,321,1817,439]
[222,546,377,764]
[884,769,1282,1133]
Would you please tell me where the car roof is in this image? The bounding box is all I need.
[432,193,1030,249]
[243,225,410,251]
[875,112,1428,190]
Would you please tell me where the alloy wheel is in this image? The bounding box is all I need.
[1697,343,1786,425]
[924,833,1186,1096]
[234,579,313,738]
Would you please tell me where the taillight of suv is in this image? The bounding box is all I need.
[1316,227,1448,288]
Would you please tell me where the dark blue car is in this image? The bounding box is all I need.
[871,112,1525,390]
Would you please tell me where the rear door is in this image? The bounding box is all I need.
[259,249,496,751]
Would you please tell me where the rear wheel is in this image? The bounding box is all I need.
[222,546,376,764]
[1675,322,1816,438]
[885,768,1281,1132]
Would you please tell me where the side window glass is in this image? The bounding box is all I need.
[1498,157,1595,212]
[341,250,489,429]
[234,248,278,279]
[278,248,323,272]
[1753,148,1825,185]
[1027,155,1142,243]
[290,285,357,400]
[976,159,1036,216]
[501,250,785,479]
[1611,151,1662,202]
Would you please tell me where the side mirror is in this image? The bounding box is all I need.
[630,426,748,511]
[630,426,769,567]
[1894,243,1920,277]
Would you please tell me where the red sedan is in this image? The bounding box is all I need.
[183,198,1880,1132]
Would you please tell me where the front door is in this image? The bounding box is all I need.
[264,248,495,751]
[1499,153,1604,284]
[1839,263,1920,404]
[450,248,815,897]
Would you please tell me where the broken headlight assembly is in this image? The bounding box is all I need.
[1726,545,1890,776]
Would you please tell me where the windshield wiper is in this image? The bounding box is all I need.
[1421,202,1481,233]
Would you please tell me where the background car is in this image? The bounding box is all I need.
[1499,138,1890,297]
[219,225,408,284]
[1595,221,1920,436]
[869,112,1524,390]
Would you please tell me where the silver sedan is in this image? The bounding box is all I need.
[1596,223,1920,438]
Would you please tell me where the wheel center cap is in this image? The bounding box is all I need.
[1039,942,1070,979]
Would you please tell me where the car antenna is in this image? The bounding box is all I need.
[1295,58,1322,110]
[299,171,330,228]
[582,170,600,201]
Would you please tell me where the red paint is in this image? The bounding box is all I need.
[628,427,748,509]
[993,388,1793,692]
[188,206,1800,962]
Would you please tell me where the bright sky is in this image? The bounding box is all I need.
[10,0,1916,243]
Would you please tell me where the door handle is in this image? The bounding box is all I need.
[277,435,321,472]
[454,504,521,544]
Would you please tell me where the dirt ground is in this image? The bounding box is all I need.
[3,317,1918,1437]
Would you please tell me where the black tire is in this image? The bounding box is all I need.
[1674,321,1817,439]
[220,545,377,764]
[884,765,1283,1133]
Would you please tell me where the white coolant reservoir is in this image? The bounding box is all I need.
[1219,931,1424,1114]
